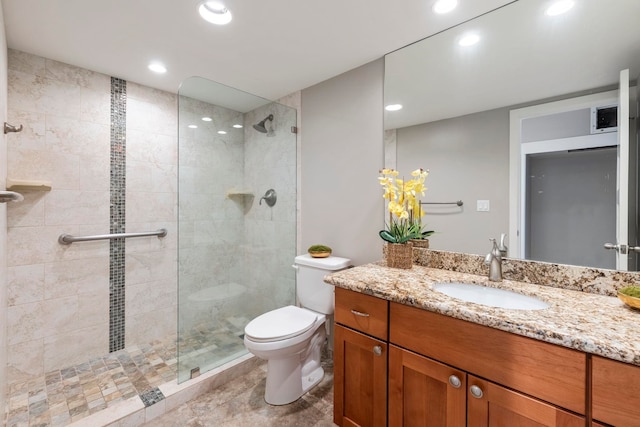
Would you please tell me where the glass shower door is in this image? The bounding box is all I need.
[177,77,297,382]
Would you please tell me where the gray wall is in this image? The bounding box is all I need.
[396,107,510,256]
[301,59,384,266]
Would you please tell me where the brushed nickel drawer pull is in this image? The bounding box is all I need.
[448,375,461,388]
[350,309,370,317]
[470,385,484,399]
[373,346,382,356]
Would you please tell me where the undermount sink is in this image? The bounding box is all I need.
[432,282,550,310]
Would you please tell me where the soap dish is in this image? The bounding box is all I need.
[309,252,331,258]
[618,291,640,310]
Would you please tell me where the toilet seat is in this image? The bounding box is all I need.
[245,305,318,343]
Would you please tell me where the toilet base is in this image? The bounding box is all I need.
[263,327,327,406]
[264,355,303,405]
[264,359,325,406]
[301,365,324,394]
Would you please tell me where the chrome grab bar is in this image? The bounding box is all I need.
[421,200,464,206]
[58,229,167,245]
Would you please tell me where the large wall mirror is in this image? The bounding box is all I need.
[384,0,640,270]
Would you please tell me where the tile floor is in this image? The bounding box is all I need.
[143,352,336,426]
[4,319,250,427]
[4,336,178,427]
[4,321,336,427]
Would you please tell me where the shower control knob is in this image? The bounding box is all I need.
[373,346,382,356]
[259,189,277,207]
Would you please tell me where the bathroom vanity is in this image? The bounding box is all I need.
[327,253,640,427]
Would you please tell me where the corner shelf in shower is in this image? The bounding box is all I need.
[225,189,254,199]
[6,178,52,192]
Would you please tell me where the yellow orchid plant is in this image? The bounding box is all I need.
[378,168,434,244]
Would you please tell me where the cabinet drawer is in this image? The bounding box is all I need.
[335,287,388,340]
[592,356,640,426]
[390,302,586,414]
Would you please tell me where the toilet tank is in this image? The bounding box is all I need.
[294,254,351,314]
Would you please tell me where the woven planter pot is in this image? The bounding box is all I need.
[410,238,429,249]
[384,242,413,269]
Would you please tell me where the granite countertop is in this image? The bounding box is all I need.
[324,262,640,366]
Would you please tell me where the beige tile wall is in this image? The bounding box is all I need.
[6,49,178,386]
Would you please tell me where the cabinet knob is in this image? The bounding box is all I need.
[448,375,461,388]
[373,346,382,356]
[470,385,483,399]
[351,309,370,317]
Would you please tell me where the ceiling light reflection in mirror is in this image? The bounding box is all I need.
[384,0,640,131]
[545,0,574,16]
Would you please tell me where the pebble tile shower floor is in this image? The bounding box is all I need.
[4,336,178,427]
[4,320,249,427]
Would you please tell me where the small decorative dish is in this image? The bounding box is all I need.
[308,244,332,258]
[618,286,640,309]
[309,251,331,258]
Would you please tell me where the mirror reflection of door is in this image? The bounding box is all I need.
[511,72,638,271]
[525,148,617,269]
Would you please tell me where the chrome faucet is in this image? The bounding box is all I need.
[485,238,503,282]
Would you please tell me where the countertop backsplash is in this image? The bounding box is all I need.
[414,248,640,297]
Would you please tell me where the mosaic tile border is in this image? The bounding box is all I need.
[110,77,127,352]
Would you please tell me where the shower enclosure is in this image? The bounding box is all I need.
[177,77,297,382]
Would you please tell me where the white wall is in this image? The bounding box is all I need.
[0,0,9,417]
[301,59,384,266]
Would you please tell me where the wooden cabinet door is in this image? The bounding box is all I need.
[592,356,640,426]
[467,376,585,427]
[388,345,466,427]
[334,324,387,427]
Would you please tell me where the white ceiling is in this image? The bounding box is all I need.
[1,0,513,101]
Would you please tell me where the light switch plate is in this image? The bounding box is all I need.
[477,200,490,212]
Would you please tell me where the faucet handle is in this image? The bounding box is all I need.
[484,252,493,265]
[489,237,502,260]
[498,233,508,257]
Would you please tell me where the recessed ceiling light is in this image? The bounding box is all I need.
[148,62,167,74]
[188,124,198,129]
[202,117,213,122]
[233,124,243,128]
[218,130,227,134]
[433,0,458,14]
[385,104,403,111]
[198,1,232,25]
[458,33,480,47]
[545,0,575,16]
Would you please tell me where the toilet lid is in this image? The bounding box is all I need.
[245,306,318,342]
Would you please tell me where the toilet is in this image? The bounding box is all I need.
[244,254,351,405]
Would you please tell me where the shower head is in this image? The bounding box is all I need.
[253,114,274,133]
